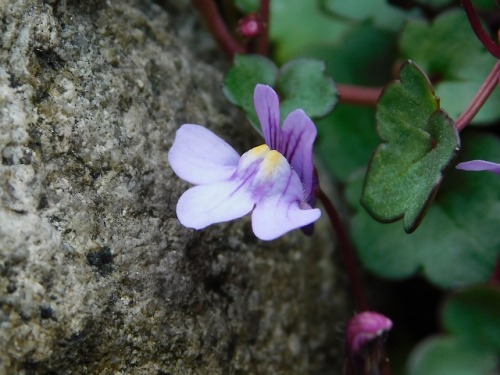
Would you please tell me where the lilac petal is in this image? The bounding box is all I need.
[456,160,500,174]
[252,199,321,241]
[254,84,281,150]
[168,124,240,185]
[176,181,254,229]
[280,109,318,203]
[251,172,321,240]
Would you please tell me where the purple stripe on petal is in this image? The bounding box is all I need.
[281,110,318,202]
[456,160,500,174]
[252,196,321,241]
[254,84,281,150]
[251,170,321,240]
[284,127,307,165]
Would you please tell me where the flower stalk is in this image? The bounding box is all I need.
[192,0,245,59]
[256,0,270,55]
[462,0,500,59]
[455,60,500,131]
[316,189,370,312]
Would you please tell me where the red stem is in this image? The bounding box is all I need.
[462,0,500,58]
[317,189,370,311]
[491,257,500,285]
[455,60,500,131]
[256,0,270,55]
[192,0,246,59]
[338,84,382,106]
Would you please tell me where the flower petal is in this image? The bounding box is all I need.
[254,84,281,150]
[176,181,254,229]
[251,172,321,240]
[252,199,321,241]
[168,124,240,184]
[456,160,500,174]
[280,109,318,203]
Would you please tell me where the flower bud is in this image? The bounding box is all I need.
[238,14,261,38]
[345,311,393,375]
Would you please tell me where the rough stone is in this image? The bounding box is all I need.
[0,0,349,374]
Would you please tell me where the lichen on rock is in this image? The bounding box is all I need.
[0,0,349,373]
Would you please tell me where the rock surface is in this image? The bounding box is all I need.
[0,0,349,373]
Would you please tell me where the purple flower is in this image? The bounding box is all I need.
[168,84,320,241]
[456,160,500,174]
[347,311,393,354]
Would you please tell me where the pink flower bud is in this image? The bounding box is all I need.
[347,311,393,354]
[238,14,261,38]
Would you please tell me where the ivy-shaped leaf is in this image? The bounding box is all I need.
[277,58,338,120]
[400,10,500,124]
[347,132,500,288]
[407,336,497,375]
[223,55,337,133]
[361,61,460,233]
[317,105,379,183]
[270,0,350,63]
[223,54,278,128]
[320,0,418,32]
[407,286,500,375]
[443,286,500,352]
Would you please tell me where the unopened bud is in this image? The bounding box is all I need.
[346,311,393,375]
[238,14,261,38]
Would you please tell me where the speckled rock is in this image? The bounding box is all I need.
[0,0,349,374]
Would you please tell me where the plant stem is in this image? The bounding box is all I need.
[462,0,500,59]
[455,60,500,131]
[338,84,383,106]
[256,0,270,56]
[491,257,500,285]
[192,0,246,59]
[316,189,370,311]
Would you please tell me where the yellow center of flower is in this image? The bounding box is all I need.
[261,150,283,175]
[247,144,270,158]
[245,144,289,180]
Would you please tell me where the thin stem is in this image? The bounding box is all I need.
[491,257,500,285]
[338,84,383,106]
[256,0,270,55]
[462,0,500,58]
[192,0,246,59]
[455,60,500,131]
[317,189,370,311]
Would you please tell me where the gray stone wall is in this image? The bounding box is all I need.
[0,0,348,373]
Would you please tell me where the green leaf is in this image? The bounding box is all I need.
[270,0,351,62]
[400,10,500,124]
[443,286,500,352]
[320,0,418,32]
[300,21,397,86]
[234,0,260,13]
[471,0,499,10]
[415,0,454,7]
[223,54,278,130]
[317,105,379,183]
[348,132,500,288]
[277,59,338,120]
[361,61,460,233]
[224,56,337,132]
[407,336,497,375]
